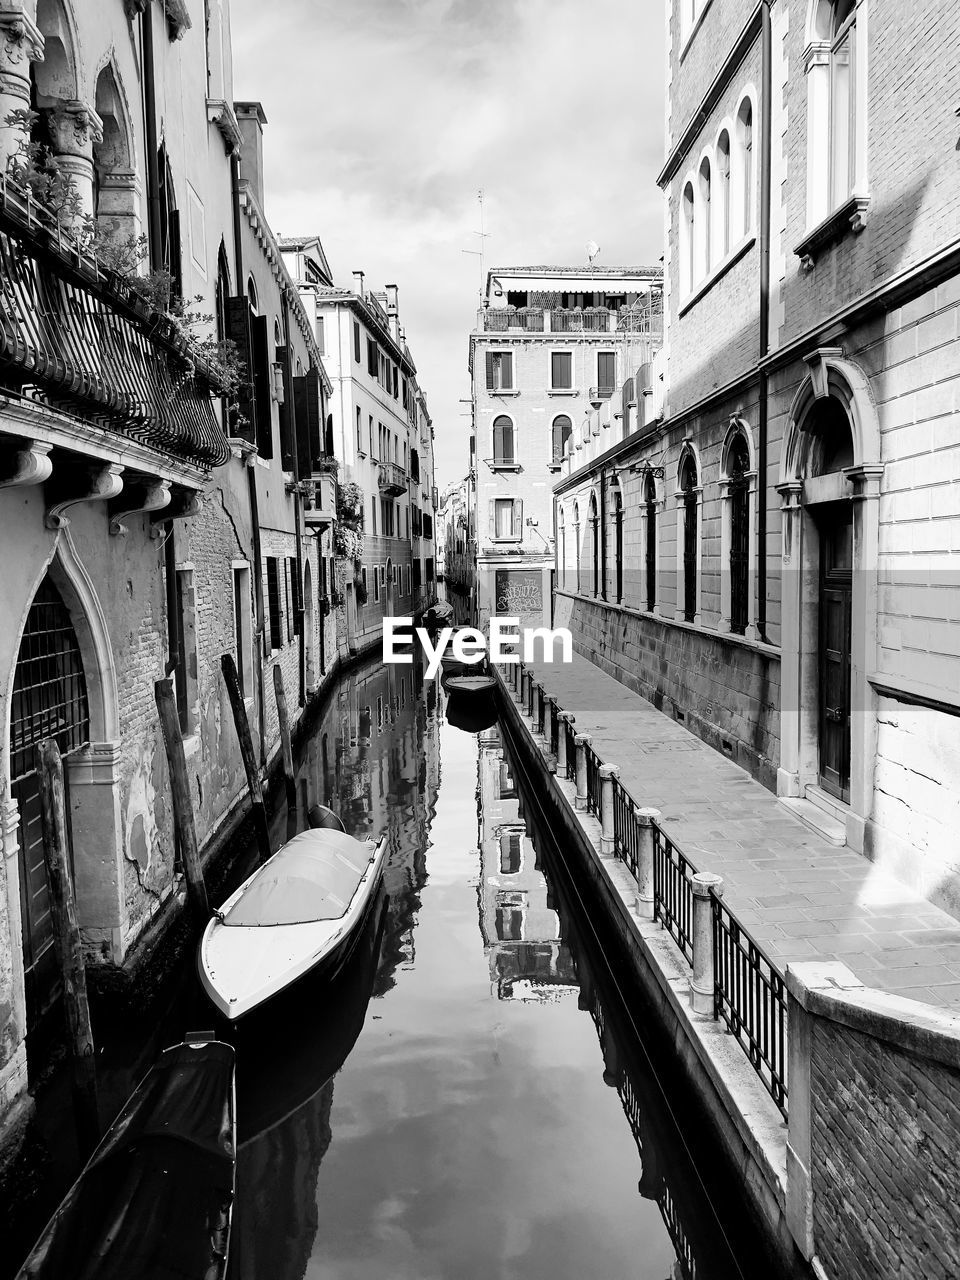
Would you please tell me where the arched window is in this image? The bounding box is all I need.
[215,241,231,342]
[736,99,754,235]
[611,481,623,604]
[156,142,182,303]
[727,433,751,635]
[717,130,731,257]
[588,493,599,597]
[644,471,657,612]
[698,156,712,278]
[247,274,259,313]
[680,454,699,623]
[573,502,581,594]
[492,415,515,466]
[826,0,857,207]
[551,414,572,465]
[681,181,695,295]
[93,64,137,241]
[274,318,282,347]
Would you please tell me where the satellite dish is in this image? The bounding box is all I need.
[586,240,600,263]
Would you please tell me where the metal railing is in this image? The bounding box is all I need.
[549,705,560,758]
[652,826,696,964]
[584,741,601,819]
[498,662,789,1118]
[611,776,641,880]
[478,307,544,332]
[564,718,578,781]
[713,896,788,1117]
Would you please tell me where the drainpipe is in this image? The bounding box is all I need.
[281,291,307,707]
[231,154,267,767]
[140,5,161,271]
[757,0,772,644]
[142,4,177,671]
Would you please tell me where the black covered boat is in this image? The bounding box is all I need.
[16,1036,236,1280]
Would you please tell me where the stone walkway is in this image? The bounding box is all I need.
[519,652,960,1010]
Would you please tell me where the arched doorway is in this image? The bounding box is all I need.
[779,350,883,850]
[10,575,90,1026]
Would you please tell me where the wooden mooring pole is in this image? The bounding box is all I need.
[35,738,100,1155]
[154,678,209,924]
[273,664,297,814]
[221,652,272,864]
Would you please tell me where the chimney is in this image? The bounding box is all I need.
[234,101,268,208]
[385,283,400,339]
[352,270,365,297]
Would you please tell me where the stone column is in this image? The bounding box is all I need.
[634,806,661,918]
[599,762,619,854]
[556,711,574,774]
[1,795,28,1048]
[574,733,591,811]
[689,871,723,1016]
[0,9,43,171]
[543,695,555,752]
[65,741,125,964]
[846,463,884,854]
[776,481,803,797]
[46,100,104,222]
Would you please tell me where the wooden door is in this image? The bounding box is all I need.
[818,508,853,801]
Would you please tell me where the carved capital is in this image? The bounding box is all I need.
[0,439,52,488]
[109,478,171,536]
[45,462,124,529]
[46,100,104,156]
[0,8,44,72]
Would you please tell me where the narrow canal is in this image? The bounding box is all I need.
[6,647,786,1280]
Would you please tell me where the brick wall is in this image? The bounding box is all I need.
[667,0,757,142]
[810,1015,960,1280]
[776,0,960,348]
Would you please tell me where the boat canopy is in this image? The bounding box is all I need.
[224,829,376,926]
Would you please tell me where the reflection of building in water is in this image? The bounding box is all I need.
[476,727,577,1001]
[293,653,440,993]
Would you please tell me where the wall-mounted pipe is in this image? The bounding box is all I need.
[757,0,772,644]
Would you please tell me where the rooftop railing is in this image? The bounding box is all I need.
[477,305,663,340]
[0,179,230,470]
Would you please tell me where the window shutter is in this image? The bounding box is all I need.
[251,313,273,458]
[488,500,496,539]
[513,498,523,538]
[275,343,295,470]
[353,321,361,363]
[226,296,256,443]
[502,353,513,390]
[168,208,183,304]
[485,352,495,390]
[293,366,322,474]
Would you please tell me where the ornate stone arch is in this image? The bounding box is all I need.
[721,414,757,476]
[34,0,80,102]
[93,56,140,243]
[782,348,881,485]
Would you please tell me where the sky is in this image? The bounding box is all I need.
[230,0,666,488]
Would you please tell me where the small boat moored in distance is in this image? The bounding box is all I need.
[15,1035,236,1280]
[199,827,388,1020]
[443,673,497,695]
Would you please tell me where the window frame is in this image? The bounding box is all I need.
[491,414,518,469]
[491,495,522,543]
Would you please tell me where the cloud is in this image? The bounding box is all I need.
[231,0,665,484]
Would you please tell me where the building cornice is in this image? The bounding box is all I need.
[657,3,763,189]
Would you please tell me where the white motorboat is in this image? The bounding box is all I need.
[199,828,388,1019]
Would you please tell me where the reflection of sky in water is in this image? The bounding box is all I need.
[233,656,766,1280]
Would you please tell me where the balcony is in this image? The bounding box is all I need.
[477,304,663,340]
[302,470,337,527]
[377,461,407,496]
[0,181,230,472]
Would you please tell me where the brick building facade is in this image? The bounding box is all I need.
[0,0,338,1139]
[556,0,960,911]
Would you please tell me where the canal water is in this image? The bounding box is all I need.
[5,646,786,1280]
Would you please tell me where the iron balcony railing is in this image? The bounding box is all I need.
[564,717,577,782]
[0,180,230,470]
[713,896,788,1116]
[584,740,602,820]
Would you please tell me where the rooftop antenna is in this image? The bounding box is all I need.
[461,189,489,306]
